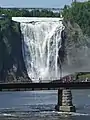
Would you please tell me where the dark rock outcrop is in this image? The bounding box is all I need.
[0,18,31,82]
[62,20,90,73]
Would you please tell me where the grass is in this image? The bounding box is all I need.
[79,74,90,80]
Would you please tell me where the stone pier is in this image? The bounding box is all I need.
[55,89,76,112]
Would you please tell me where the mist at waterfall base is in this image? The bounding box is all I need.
[21,19,65,82]
[63,46,90,75]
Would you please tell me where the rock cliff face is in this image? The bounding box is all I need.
[0,18,90,82]
[0,18,30,82]
[63,20,90,73]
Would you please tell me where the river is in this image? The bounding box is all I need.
[0,90,90,120]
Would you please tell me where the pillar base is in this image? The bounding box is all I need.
[55,105,76,112]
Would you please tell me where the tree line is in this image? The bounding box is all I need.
[0,8,60,17]
[0,1,90,36]
[62,1,90,36]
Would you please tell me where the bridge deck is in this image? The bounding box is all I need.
[0,82,90,91]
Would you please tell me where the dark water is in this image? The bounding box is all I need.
[0,90,90,120]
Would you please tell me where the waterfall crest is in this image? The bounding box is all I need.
[20,19,64,82]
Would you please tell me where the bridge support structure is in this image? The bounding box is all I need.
[55,89,76,112]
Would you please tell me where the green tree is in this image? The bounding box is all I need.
[62,1,90,36]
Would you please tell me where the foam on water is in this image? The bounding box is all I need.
[1,111,90,117]
[2,113,16,117]
[40,111,90,116]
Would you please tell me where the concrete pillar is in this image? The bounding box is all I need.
[62,89,72,106]
[55,89,76,112]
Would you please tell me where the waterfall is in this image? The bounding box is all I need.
[20,18,64,82]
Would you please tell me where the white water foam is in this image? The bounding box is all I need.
[40,111,90,116]
[1,113,16,117]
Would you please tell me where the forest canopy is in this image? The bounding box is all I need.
[0,1,90,36]
[62,1,90,36]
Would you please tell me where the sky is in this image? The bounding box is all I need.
[0,0,87,8]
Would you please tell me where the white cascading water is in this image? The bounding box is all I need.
[20,18,64,82]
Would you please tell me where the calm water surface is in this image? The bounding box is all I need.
[0,90,90,120]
